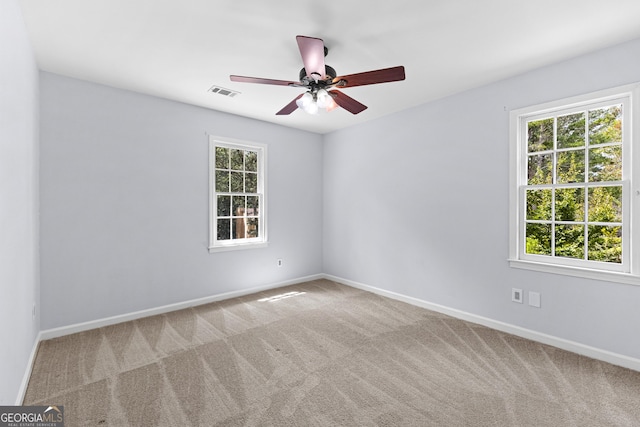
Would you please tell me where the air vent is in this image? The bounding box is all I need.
[208,85,240,98]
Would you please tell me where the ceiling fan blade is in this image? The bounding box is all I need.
[230,75,297,86]
[296,35,326,79]
[333,66,405,88]
[276,94,304,115]
[329,90,367,114]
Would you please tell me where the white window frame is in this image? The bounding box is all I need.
[509,84,640,285]
[209,136,267,252]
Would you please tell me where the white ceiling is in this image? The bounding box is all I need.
[18,0,640,134]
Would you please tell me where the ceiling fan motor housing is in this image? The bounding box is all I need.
[299,65,337,85]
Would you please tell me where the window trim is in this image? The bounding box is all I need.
[508,83,640,285]
[208,136,268,253]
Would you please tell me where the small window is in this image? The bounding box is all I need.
[209,137,267,252]
[509,84,640,284]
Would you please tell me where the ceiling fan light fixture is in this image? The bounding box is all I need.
[304,99,320,114]
[316,89,332,109]
[295,91,323,114]
[294,89,338,114]
[326,97,338,111]
[296,91,314,108]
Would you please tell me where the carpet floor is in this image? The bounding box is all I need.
[24,279,640,426]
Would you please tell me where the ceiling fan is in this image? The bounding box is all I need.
[230,35,405,115]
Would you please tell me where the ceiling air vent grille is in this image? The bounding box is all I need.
[208,85,240,98]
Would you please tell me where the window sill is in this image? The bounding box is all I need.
[508,259,640,286]
[209,242,268,253]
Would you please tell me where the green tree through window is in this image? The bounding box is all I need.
[510,85,640,281]
[524,105,623,264]
[209,137,266,251]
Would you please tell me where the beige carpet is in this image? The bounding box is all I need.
[24,279,640,426]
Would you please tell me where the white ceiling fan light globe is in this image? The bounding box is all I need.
[305,101,319,114]
[316,89,332,109]
[296,92,314,109]
[326,96,338,111]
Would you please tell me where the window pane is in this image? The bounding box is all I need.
[245,172,257,193]
[215,147,229,169]
[247,196,259,216]
[526,223,551,255]
[589,105,622,145]
[245,151,258,172]
[555,188,584,221]
[527,118,554,152]
[589,145,622,182]
[526,189,552,220]
[217,195,231,217]
[232,217,246,239]
[555,225,585,259]
[588,186,622,222]
[211,140,265,249]
[230,149,244,170]
[230,171,244,192]
[557,112,585,149]
[588,225,622,263]
[556,150,585,183]
[247,218,259,238]
[217,219,231,240]
[215,170,229,192]
[232,196,246,217]
[527,154,552,184]
[514,91,630,271]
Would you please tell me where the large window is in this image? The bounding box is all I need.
[509,84,640,284]
[209,137,266,251]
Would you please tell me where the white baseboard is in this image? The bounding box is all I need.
[40,274,324,341]
[15,332,42,405]
[323,274,640,373]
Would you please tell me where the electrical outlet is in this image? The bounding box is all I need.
[277,259,283,267]
[512,288,523,303]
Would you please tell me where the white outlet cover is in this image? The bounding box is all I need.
[529,291,541,308]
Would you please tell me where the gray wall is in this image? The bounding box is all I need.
[39,73,323,330]
[323,37,640,360]
[0,0,40,404]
